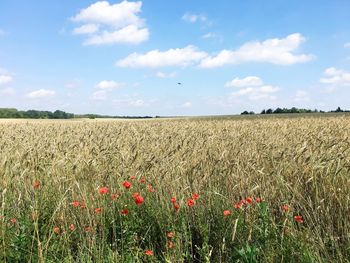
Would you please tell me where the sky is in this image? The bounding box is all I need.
[0,0,350,116]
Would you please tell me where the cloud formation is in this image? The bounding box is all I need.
[320,67,350,87]
[71,1,149,45]
[26,89,56,99]
[182,13,207,23]
[226,76,279,101]
[200,33,313,68]
[96,80,123,90]
[116,45,207,68]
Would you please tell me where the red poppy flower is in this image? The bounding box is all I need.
[134,195,144,205]
[147,185,155,192]
[69,224,75,231]
[170,197,176,203]
[234,203,241,209]
[95,208,102,214]
[167,241,174,249]
[173,203,180,211]
[246,197,253,204]
[192,193,199,200]
[33,180,41,189]
[294,215,304,223]
[123,181,131,189]
[282,205,290,212]
[140,178,146,183]
[187,198,195,207]
[72,201,80,208]
[121,209,129,215]
[132,192,139,198]
[130,175,136,180]
[99,187,109,195]
[223,210,232,216]
[255,197,262,203]
[10,218,17,224]
[167,232,174,238]
[53,227,60,234]
[144,250,153,256]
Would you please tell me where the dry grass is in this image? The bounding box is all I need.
[0,116,349,262]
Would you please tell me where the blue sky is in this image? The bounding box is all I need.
[0,0,350,116]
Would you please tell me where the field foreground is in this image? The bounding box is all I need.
[0,117,349,262]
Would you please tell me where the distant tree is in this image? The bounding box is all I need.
[241,111,249,115]
[260,109,266,114]
[335,107,343,113]
[266,109,273,114]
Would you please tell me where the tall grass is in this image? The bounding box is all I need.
[0,117,349,262]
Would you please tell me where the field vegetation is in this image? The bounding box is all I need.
[0,116,349,262]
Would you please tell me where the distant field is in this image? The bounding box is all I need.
[0,116,349,262]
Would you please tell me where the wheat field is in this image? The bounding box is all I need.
[0,116,349,262]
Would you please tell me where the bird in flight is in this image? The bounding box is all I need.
[177,82,182,85]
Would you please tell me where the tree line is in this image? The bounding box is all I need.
[0,108,74,119]
[241,107,349,115]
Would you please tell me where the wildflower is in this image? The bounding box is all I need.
[147,185,155,192]
[256,197,262,203]
[282,205,290,212]
[53,227,60,234]
[121,209,129,215]
[134,195,144,206]
[123,181,131,189]
[246,197,253,204]
[294,215,304,223]
[173,203,180,211]
[72,201,80,208]
[69,224,75,231]
[130,175,136,180]
[111,194,119,200]
[167,232,174,238]
[234,203,241,209]
[192,193,199,200]
[33,180,41,189]
[144,250,153,256]
[99,187,109,195]
[10,218,17,224]
[168,241,174,249]
[223,210,232,216]
[170,197,176,203]
[187,198,195,207]
[140,178,146,183]
[95,208,102,214]
[132,192,139,198]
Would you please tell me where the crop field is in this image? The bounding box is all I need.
[0,116,349,262]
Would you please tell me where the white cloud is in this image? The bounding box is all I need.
[84,25,148,45]
[202,32,216,39]
[200,33,313,68]
[0,73,13,86]
[344,42,350,48]
[320,67,350,86]
[293,90,310,102]
[71,1,148,45]
[72,24,99,35]
[116,45,207,68]
[225,76,263,88]
[96,80,122,90]
[181,101,192,108]
[182,13,207,23]
[156,71,176,78]
[0,87,15,96]
[91,90,107,100]
[26,89,56,99]
[226,76,279,101]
